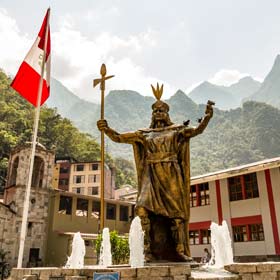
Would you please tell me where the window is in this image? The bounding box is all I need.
[119,205,129,221]
[76,187,81,194]
[88,174,99,183]
[106,203,116,220]
[75,164,84,172]
[201,229,211,244]
[90,187,98,195]
[189,230,199,245]
[190,185,197,207]
[249,224,264,241]
[59,179,69,186]
[190,183,210,207]
[232,225,247,242]
[199,183,210,206]
[92,201,100,218]
[59,166,69,174]
[244,173,259,199]
[228,176,242,201]
[59,196,72,215]
[91,163,99,170]
[73,175,85,184]
[228,173,259,201]
[76,198,88,216]
[27,222,33,237]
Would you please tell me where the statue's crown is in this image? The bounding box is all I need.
[151,83,163,100]
[151,83,169,112]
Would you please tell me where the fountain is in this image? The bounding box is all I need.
[99,227,112,267]
[129,216,145,268]
[208,220,234,268]
[64,232,85,269]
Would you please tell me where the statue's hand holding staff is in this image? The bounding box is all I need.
[97,119,109,131]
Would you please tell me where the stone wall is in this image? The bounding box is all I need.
[9,265,191,280]
[225,262,280,279]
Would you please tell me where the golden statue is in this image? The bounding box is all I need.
[97,83,214,262]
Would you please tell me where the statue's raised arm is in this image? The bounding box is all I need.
[183,100,214,138]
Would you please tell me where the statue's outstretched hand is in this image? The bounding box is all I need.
[205,100,215,117]
[97,119,109,131]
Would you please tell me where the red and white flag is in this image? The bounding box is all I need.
[11,9,51,107]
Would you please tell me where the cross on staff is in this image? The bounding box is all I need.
[93,64,114,231]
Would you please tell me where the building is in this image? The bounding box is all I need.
[189,157,280,262]
[2,143,55,267]
[46,189,134,266]
[53,159,116,199]
[52,157,75,191]
[0,144,131,267]
[117,157,280,262]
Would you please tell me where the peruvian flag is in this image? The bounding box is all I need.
[11,9,51,107]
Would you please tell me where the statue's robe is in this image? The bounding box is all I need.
[132,124,191,259]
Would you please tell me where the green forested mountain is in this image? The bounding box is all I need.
[41,75,280,177]
[89,90,280,176]
[0,70,137,189]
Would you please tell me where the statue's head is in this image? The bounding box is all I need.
[150,83,173,128]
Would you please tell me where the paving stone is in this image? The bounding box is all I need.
[252,272,277,280]
[239,273,252,280]
[173,275,188,280]
[115,267,136,277]
[272,263,280,272]
[169,265,191,276]
[65,277,87,280]
[225,264,257,274]
[137,266,170,277]
[256,263,272,272]
[22,276,38,280]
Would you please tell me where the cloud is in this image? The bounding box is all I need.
[52,19,172,102]
[0,10,169,102]
[0,9,32,75]
[208,69,250,86]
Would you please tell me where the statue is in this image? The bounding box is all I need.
[97,83,214,262]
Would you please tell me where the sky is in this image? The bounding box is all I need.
[1,1,280,103]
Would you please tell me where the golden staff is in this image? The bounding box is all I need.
[93,64,114,231]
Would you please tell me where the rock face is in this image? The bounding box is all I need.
[247,54,280,108]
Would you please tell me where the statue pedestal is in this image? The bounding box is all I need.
[10,264,191,279]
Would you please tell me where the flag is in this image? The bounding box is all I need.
[11,9,51,106]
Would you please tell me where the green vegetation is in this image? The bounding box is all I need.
[95,231,129,264]
[114,157,137,188]
[0,70,136,188]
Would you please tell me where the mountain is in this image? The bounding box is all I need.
[188,81,239,110]
[46,78,98,124]
[247,55,280,108]
[188,78,261,110]
[225,76,261,102]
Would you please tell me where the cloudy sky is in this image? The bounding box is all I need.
[1,0,280,103]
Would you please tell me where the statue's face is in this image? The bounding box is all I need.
[152,107,169,123]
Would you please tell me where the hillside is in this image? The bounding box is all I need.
[0,70,137,189]
[75,89,280,176]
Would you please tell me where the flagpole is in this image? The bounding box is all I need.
[17,8,50,268]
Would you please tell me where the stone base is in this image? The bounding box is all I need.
[9,264,192,280]
[11,262,280,280]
